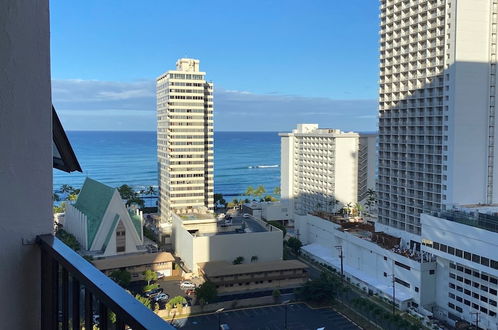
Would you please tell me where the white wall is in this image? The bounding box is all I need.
[334,137,358,205]
[296,215,435,307]
[261,202,290,221]
[191,231,283,273]
[92,191,142,256]
[0,0,52,328]
[280,133,294,218]
[445,0,495,205]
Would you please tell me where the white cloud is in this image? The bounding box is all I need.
[52,79,378,132]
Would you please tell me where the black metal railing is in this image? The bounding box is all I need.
[37,234,174,329]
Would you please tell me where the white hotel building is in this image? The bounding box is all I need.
[295,1,498,327]
[280,124,377,220]
[156,58,214,224]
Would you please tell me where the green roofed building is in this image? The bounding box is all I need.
[64,178,145,257]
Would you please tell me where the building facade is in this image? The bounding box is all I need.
[280,124,377,219]
[156,58,214,224]
[422,209,498,329]
[378,0,498,236]
[64,178,145,257]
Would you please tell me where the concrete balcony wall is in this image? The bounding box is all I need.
[0,0,53,328]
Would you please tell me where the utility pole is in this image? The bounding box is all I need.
[335,245,344,281]
[470,311,480,330]
[390,263,396,315]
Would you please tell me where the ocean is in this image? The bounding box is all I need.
[53,131,281,202]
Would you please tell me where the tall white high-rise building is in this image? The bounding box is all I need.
[378,0,498,236]
[156,58,214,223]
[280,124,377,219]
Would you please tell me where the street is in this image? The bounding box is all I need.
[170,302,360,330]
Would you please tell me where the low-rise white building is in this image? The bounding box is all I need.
[280,124,377,221]
[171,213,283,274]
[422,208,498,329]
[296,213,436,311]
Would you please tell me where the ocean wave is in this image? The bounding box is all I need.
[248,165,279,169]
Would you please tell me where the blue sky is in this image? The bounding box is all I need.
[50,0,380,131]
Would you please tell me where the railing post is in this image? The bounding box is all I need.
[41,249,55,330]
[99,301,108,330]
[52,257,60,328]
[62,267,69,330]
[72,278,80,329]
[84,288,93,330]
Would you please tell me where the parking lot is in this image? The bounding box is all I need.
[171,303,360,330]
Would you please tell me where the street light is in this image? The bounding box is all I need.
[334,245,344,280]
[216,308,224,329]
[282,299,291,330]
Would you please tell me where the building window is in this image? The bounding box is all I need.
[116,220,126,253]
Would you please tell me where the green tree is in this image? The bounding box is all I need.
[53,193,61,202]
[146,186,156,195]
[109,269,131,287]
[143,269,158,286]
[53,201,67,214]
[68,193,78,202]
[264,195,278,202]
[195,281,217,304]
[273,186,281,195]
[272,289,281,302]
[126,196,145,208]
[233,256,244,264]
[295,272,340,303]
[254,185,266,199]
[118,184,136,200]
[269,221,286,238]
[244,186,255,198]
[143,283,159,292]
[60,184,75,194]
[55,228,80,251]
[134,294,157,310]
[251,255,258,262]
[287,237,303,255]
[166,296,187,310]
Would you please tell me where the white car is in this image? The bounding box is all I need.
[243,213,250,218]
[180,281,196,289]
[154,293,169,302]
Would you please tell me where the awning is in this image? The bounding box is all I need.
[52,106,82,173]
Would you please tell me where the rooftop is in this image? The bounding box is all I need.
[198,260,308,277]
[92,252,175,271]
[431,209,498,234]
[194,217,269,237]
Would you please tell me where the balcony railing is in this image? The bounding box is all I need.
[37,234,174,330]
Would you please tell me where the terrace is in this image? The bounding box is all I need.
[311,211,434,262]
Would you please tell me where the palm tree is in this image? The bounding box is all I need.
[273,186,281,195]
[254,185,266,199]
[251,255,258,263]
[146,186,156,196]
[244,186,255,198]
[60,184,74,194]
[53,193,61,202]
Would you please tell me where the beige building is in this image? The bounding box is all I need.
[172,213,283,274]
[280,124,377,219]
[156,58,214,224]
[198,260,309,294]
[93,251,177,281]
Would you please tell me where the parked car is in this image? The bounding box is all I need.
[156,271,165,279]
[220,324,230,330]
[144,287,163,298]
[154,293,169,302]
[225,215,232,220]
[243,213,250,218]
[185,289,195,296]
[180,281,196,289]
